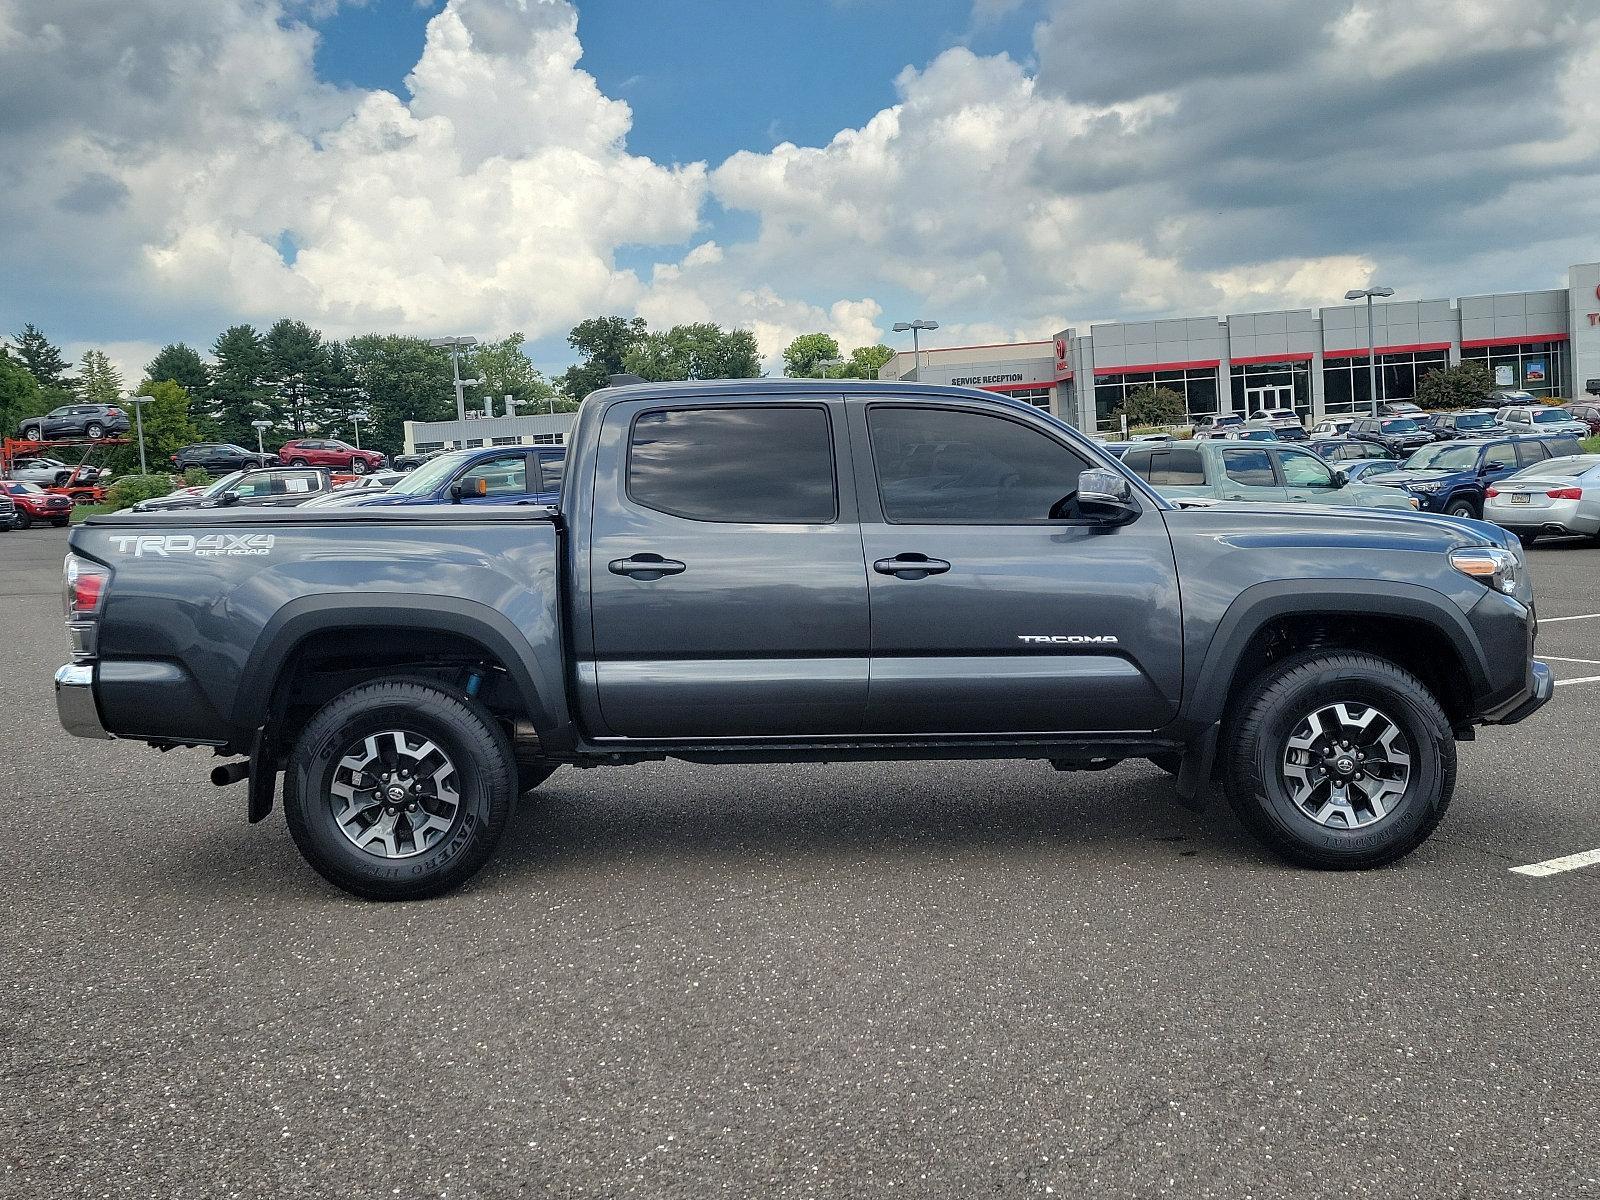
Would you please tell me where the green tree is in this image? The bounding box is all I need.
[144,343,209,393]
[1114,385,1186,428]
[624,323,762,382]
[558,315,648,401]
[264,318,330,436]
[77,350,123,405]
[345,334,454,456]
[103,379,201,475]
[0,349,49,436]
[207,324,273,447]
[782,332,842,378]
[468,332,563,415]
[7,324,75,392]
[1414,360,1493,411]
[318,340,366,444]
[837,343,895,380]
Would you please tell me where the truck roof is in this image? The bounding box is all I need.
[586,377,1049,418]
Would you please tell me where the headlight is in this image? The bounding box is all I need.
[1449,547,1519,595]
[1408,481,1442,493]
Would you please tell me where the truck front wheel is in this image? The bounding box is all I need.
[283,677,516,900]
[1222,650,1455,869]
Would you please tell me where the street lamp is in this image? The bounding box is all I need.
[813,356,844,379]
[349,411,362,449]
[123,393,150,476]
[428,336,481,422]
[892,320,939,379]
[1344,286,1395,416]
[250,419,272,457]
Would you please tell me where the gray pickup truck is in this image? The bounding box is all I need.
[56,380,1551,899]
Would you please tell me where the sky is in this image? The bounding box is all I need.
[2,0,1598,385]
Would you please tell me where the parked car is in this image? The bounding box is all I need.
[334,470,405,492]
[346,445,564,508]
[1495,406,1590,439]
[1364,434,1582,518]
[0,489,16,531]
[298,487,397,508]
[1308,438,1397,465]
[1244,419,1307,442]
[1247,407,1306,436]
[55,378,1550,899]
[278,438,387,475]
[1487,389,1537,408]
[391,448,450,472]
[17,403,130,441]
[1236,427,1280,442]
[1483,454,1600,546]
[172,443,279,473]
[0,480,73,527]
[1338,459,1408,484]
[1377,401,1425,418]
[1119,440,1416,510]
[1192,415,1246,439]
[1310,417,1355,438]
[1423,409,1499,440]
[131,467,333,512]
[1563,403,1600,435]
[1347,415,1435,456]
[4,457,73,486]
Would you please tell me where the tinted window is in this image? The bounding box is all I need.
[1481,442,1514,469]
[1144,447,1205,486]
[1379,418,1420,432]
[537,452,564,494]
[867,406,1088,523]
[458,453,528,496]
[1515,440,1551,467]
[1278,450,1335,487]
[1221,449,1276,485]
[629,406,835,523]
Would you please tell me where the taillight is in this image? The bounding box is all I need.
[64,555,109,618]
[106,408,121,417]
[1484,488,1499,498]
[1547,487,1583,500]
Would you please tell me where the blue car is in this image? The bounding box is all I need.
[351,445,564,508]
[1363,434,1580,519]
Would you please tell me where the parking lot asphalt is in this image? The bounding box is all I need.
[3,525,1598,1198]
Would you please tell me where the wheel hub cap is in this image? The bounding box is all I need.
[330,730,461,859]
[1281,702,1412,829]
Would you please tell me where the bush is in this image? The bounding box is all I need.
[104,474,175,512]
[1414,361,1492,411]
[1114,385,1186,428]
[182,467,211,487]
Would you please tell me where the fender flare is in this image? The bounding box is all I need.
[233,593,563,737]
[1185,578,1489,728]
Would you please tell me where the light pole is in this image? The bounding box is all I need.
[123,393,149,475]
[251,419,272,457]
[428,336,481,422]
[813,355,844,379]
[892,320,939,379]
[1344,286,1395,416]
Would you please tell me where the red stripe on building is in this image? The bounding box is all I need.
[980,379,1055,393]
[1092,358,1221,376]
[1459,333,1569,349]
[1321,342,1452,360]
[1229,351,1314,366]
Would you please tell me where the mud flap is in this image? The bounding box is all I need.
[1174,723,1220,813]
[246,727,278,823]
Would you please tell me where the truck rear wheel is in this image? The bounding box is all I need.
[283,677,516,900]
[1222,650,1455,869]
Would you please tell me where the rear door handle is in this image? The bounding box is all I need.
[873,554,951,578]
[609,554,686,579]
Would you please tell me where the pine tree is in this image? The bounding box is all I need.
[264,318,330,436]
[208,325,273,448]
[77,350,124,404]
[7,324,74,392]
[320,340,365,443]
[144,343,210,393]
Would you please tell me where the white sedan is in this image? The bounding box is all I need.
[1483,454,1600,545]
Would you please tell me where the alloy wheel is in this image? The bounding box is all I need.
[1280,701,1412,829]
[329,729,462,859]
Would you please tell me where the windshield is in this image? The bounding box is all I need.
[1455,413,1495,429]
[1531,410,1573,424]
[1380,418,1420,432]
[202,471,244,497]
[1405,443,1483,471]
[388,449,473,496]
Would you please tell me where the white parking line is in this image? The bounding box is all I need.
[1539,656,1600,665]
[1510,848,1600,878]
[1539,613,1600,623]
[1553,675,1600,688]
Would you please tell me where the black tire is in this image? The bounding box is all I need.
[50,517,69,528]
[19,423,40,440]
[85,421,104,439]
[1516,531,1538,548]
[1150,752,1182,776]
[14,511,31,530]
[349,458,368,475]
[1444,499,1478,519]
[289,457,309,467]
[283,677,516,900]
[1222,650,1455,870]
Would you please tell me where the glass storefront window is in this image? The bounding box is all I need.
[1230,360,1311,418]
[1093,367,1219,432]
[1323,349,1447,413]
[1460,341,1566,399]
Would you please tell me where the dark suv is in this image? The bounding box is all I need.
[1423,410,1499,441]
[1348,415,1435,456]
[171,443,278,473]
[18,403,131,441]
[1366,434,1582,518]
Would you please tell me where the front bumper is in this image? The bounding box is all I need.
[1486,660,1553,725]
[55,663,113,740]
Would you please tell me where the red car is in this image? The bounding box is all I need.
[277,438,386,475]
[1,480,74,528]
[1562,403,1600,436]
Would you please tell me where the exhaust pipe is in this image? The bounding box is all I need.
[211,760,251,787]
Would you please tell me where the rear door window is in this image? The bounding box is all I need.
[1516,440,1551,468]
[629,406,836,523]
[1221,449,1276,486]
[536,452,565,494]
[1144,447,1205,486]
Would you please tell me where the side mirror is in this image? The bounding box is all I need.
[218,491,241,506]
[1076,467,1139,525]
[449,477,489,502]
[1332,470,1349,486]
[1482,460,1505,473]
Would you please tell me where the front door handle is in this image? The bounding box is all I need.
[609,553,686,579]
[873,554,951,579]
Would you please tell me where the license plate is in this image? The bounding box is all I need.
[1510,493,1530,505]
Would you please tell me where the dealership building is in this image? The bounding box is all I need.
[879,261,1600,433]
